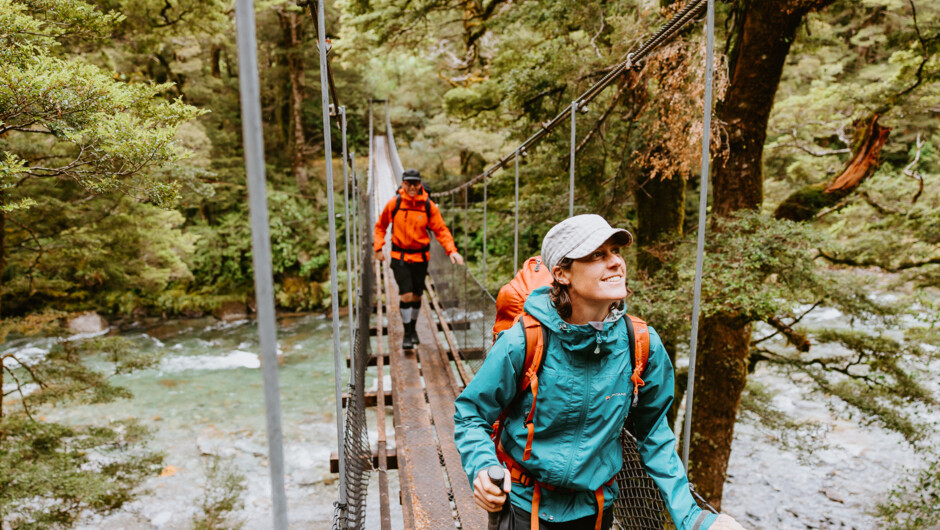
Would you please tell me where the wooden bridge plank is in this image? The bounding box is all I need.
[384,262,455,530]
[417,298,488,530]
[376,262,392,530]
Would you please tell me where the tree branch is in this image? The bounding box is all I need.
[816,248,940,272]
[903,132,925,204]
[2,364,36,421]
[752,300,823,346]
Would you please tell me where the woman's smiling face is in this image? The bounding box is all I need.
[554,240,627,312]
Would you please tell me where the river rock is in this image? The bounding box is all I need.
[67,311,109,334]
[215,301,248,322]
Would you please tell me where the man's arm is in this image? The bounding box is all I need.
[427,201,460,255]
[373,199,393,260]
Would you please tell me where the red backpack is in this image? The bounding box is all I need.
[489,256,651,530]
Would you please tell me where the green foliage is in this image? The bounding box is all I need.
[1,0,205,321]
[1,332,164,527]
[877,458,940,530]
[191,456,247,530]
[3,195,195,314]
[0,416,163,529]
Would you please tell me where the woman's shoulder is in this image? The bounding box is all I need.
[491,319,530,372]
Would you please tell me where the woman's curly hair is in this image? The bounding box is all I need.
[549,258,574,319]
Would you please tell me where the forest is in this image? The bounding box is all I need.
[1,0,938,528]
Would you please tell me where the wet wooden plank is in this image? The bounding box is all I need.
[330,447,398,473]
[375,262,392,530]
[385,262,457,530]
[416,299,488,530]
[345,351,390,367]
[341,390,394,408]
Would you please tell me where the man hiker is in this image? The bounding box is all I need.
[374,169,464,349]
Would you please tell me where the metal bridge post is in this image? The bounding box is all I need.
[514,149,519,272]
[569,100,577,217]
[463,189,469,348]
[233,1,288,527]
[482,174,488,350]
[682,0,715,472]
[341,107,356,381]
[316,0,349,517]
[351,151,359,313]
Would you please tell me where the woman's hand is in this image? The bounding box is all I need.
[472,468,510,512]
[710,514,746,529]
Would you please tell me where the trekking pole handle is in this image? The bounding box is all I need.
[487,465,506,530]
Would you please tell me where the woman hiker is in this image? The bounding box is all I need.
[374,168,464,349]
[453,215,745,530]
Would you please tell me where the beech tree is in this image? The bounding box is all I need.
[1,0,200,525]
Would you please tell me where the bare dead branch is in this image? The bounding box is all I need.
[903,132,925,204]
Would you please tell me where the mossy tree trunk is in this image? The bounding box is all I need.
[687,0,835,509]
[774,115,891,221]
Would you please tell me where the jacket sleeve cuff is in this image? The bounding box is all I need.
[689,510,718,530]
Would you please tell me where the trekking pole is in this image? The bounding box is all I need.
[487,465,506,530]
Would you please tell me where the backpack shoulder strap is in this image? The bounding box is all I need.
[391,194,403,219]
[518,313,544,461]
[625,314,650,407]
[490,312,545,461]
[425,198,433,217]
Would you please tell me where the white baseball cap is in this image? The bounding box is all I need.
[541,214,633,272]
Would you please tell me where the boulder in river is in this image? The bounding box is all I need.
[67,311,109,334]
[214,301,248,322]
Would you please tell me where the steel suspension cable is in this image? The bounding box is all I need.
[316,0,348,522]
[233,1,288,527]
[682,0,715,472]
[514,149,520,272]
[569,100,577,216]
[431,0,707,199]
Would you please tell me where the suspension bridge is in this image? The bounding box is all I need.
[232,0,718,528]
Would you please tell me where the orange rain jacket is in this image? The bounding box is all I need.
[374,186,458,263]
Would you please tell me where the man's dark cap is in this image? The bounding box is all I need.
[402,169,422,182]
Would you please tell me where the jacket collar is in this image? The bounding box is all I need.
[523,287,626,357]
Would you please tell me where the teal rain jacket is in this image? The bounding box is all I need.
[454,287,716,529]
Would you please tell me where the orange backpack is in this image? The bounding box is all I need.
[489,257,651,530]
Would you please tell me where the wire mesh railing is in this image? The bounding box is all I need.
[335,161,375,530]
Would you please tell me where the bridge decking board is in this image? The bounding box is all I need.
[384,262,455,530]
[376,262,392,530]
[417,298,488,530]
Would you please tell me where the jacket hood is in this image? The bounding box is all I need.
[523,286,626,357]
[398,185,429,204]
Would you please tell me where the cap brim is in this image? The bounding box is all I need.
[564,228,633,260]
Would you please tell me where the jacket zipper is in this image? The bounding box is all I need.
[561,362,592,485]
